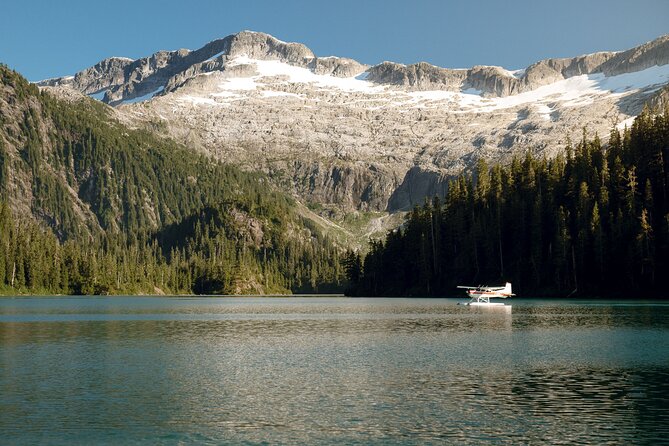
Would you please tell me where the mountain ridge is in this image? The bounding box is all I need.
[38,31,669,103]
[35,31,669,229]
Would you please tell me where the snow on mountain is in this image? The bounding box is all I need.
[37,31,669,217]
[146,53,669,114]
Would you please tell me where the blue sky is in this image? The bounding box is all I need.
[2,0,668,81]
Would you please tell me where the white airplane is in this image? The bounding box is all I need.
[457,282,514,306]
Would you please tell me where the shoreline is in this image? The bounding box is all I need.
[1,294,667,301]
[0,293,347,299]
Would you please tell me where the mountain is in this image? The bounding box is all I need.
[39,31,669,233]
[0,65,343,294]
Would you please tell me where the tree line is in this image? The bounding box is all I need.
[344,107,669,297]
[0,65,343,295]
[0,200,343,295]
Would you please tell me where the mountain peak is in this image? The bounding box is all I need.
[227,30,316,62]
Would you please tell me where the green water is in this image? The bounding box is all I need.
[1,297,668,444]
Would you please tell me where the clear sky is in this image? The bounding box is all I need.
[2,0,668,81]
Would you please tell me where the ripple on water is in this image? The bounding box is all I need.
[1,297,668,444]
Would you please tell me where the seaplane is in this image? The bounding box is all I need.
[457,282,514,306]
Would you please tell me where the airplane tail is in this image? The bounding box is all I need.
[504,282,513,296]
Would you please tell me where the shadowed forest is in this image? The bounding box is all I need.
[345,107,669,297]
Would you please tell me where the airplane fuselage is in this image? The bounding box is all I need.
[466,289,512,299]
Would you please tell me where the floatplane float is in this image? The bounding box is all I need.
[457,282,514,306]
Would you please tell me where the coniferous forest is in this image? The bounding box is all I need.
[344,107,669,297]
[0,65,343,295]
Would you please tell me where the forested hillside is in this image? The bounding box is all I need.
[0,65,343,295]
[345,107,669,297]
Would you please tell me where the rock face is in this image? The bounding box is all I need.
[41,40,231,104]
[39,31,669,215]
[648,84,669,110]
[366,62,468,91]
[599,34,669,76]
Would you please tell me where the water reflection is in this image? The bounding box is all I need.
[1,298,668,444]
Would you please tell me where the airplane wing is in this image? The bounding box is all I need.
[459,286,502,291]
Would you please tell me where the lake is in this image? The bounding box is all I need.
[1,297,668,444]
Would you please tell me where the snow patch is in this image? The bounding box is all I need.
[123,86,164,104]
[224,55,385,93]
[505,68,526,79]
[535,104,552,121]
[592,64,669,92]
[206,51,227,62]
[616,116,636,130]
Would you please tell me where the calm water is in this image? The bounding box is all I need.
[1,297,668,445]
